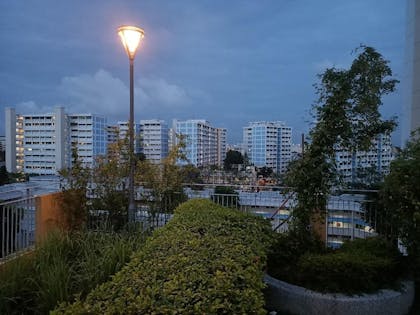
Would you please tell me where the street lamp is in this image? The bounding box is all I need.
[117,25,145,221]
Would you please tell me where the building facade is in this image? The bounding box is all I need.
[216,128,227,167]
[139,119,169,163]
[335,134,393,184]
[174,119,220,167]
[69,114,107,168]
[106,125,119,145]
[5,107,107,175]
[243,121,292,174]
[403,0,420,144]
[117,121,141,154]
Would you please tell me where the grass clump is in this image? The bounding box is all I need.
[0,227,147,314]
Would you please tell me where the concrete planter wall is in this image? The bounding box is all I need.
[264,274,415,315]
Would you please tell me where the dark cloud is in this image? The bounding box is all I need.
[0,0,405,144]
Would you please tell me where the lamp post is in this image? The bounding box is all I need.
[117,25,145,221]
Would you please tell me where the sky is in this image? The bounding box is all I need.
[0,1,406,145]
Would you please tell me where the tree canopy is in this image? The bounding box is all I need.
[380,130,420,264]
[224,150,244,171]
[285,46,398,234]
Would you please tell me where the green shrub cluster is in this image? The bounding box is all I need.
[0,227,147,314]
[268,235,402,294]
[54,199,272,314]
[267,231,326,283]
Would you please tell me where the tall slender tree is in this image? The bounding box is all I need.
[285,46,398,235]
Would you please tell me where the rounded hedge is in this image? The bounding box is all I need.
[53,199,272,314]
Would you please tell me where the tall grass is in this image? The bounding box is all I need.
[0,226,148,314]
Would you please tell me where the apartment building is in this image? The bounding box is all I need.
[117,121,141,154]
[216,128,227,167]
[5,107,107,175]
[139,119,169,163]
[335,134,393,184]
[243,121,292,174]
[69,114,107,168]
[174,119,223,167]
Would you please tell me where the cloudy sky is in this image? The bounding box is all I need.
[0,1,406,144]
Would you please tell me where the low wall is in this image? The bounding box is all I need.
[35,192,66,243]
[264,274,414,315]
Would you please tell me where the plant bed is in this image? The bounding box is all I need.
[264,274,414,315]
[266,235,415,314]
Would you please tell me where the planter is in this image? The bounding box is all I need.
[264,274,415,315]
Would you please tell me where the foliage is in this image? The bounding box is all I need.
[90,140,130,230]
[284,46,398,234]
[0,166,8,185]
[267,231,326,283]
[379,129,420,278]
[136,136,188,216]
[53,199,272,315]
[297,237,401,294]
[181,164,203,185]
[59,147,90,230]
[257,166,273,178]
[224,150,244,171]
[268,235,402,294]
[0,228,147,315]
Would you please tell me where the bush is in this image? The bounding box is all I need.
[54,199,272,314]
[0,227,147,314]
[297,251,398,294]
[267,230,326,283]
[268,235,402,294]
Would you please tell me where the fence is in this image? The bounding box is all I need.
[0,186,381,258]
[188,185,380,248]
[0,197,36,262]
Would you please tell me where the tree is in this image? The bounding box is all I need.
[90,140,129,230]
[285,46,397,235]
[182,164,203,185]
[135,135,188,218]
[379,130,420,268]
[257,167,273,178]
[0,166,9,186]
[224,150,244,171]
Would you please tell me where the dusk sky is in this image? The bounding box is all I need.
[0,1,406,144]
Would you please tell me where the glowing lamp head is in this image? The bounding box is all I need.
[117,25,145,60]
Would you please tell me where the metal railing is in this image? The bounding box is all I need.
[186,185,380,248]
[0,197,36,261]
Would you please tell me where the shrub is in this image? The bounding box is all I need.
[268,235,402,294]
[54,199,272,314]
[267,230,326,283]
[297,251,398,294]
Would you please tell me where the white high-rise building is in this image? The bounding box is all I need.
[335,134,393,184]
[5,107,107,175]
[243,121,292,174]
[216,128,227,167]
[107,125,119,145]
[117,121,141,154]
[139,120,169,163]
[6,107,68,175]
[174,119,220,167]
[69,114,107,168]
